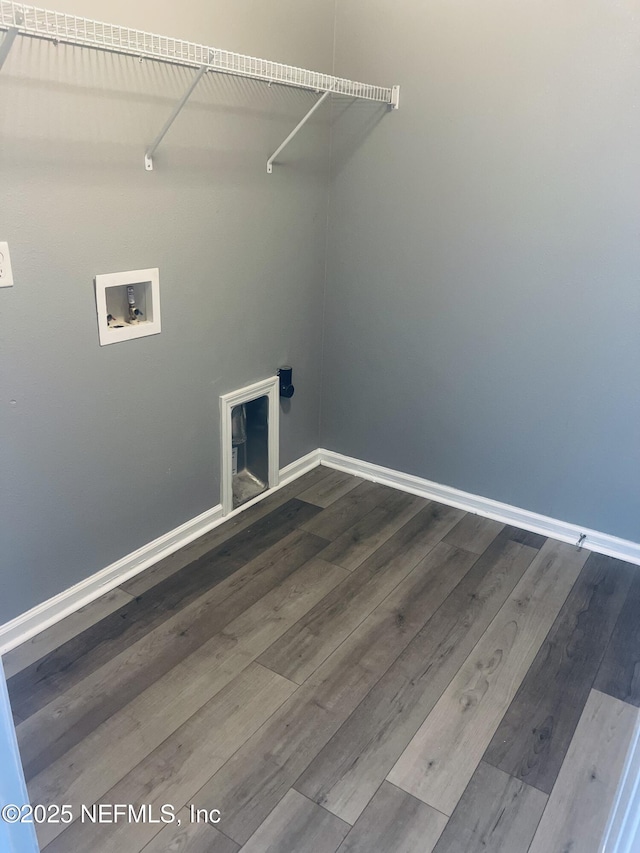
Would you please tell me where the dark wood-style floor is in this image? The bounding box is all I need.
[3,466,640,852]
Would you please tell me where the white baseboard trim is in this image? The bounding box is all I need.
[0,450,321,656]
[279,449,321,487]
[318,449,640,567]
[3,445,637,658]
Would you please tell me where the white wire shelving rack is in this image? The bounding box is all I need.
[0,1,399,172]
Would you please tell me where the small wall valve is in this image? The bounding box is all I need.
[127,285,143,324]
[278,366,295,398]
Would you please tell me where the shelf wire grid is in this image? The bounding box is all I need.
[0,0,393,103]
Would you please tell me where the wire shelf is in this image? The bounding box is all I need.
[0,0,394,103]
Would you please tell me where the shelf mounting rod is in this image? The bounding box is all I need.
[145,61,210,171]
[267,88,332,174]
[0,27,19,71]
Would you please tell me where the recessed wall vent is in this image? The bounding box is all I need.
[220,377,279,515]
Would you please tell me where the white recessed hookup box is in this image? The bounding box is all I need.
[95,268,161,346]
[0,241,14,287]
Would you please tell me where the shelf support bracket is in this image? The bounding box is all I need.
[145,62,210,171]
[267,88,332,174]
[0,27,19,72]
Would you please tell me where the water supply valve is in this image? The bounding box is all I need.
[127,285,143,324]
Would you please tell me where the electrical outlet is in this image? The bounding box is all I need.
[0,242,14,288]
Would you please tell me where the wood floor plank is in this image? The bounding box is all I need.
[258,503,465,684]
[187,534,478,845]
[594,571,640,707]
[241,790,350,853]
[28,558,348,849]
[337,782,447,853]
[442,514,505,554]
[1,589,134,679]
[40,663,295,853]
[318,492,427,571]
[9,498,320,720]
[296,531,537,824]
[386,539,588,815]
[17,529,328,779]
[297,469,363,508]
[484,552,634,793]
[300,481,402,542]
[15,472,635,853]
[139,808,240,853]
[528,689,638,853]
[122,466,331,597]
[431,761,547,853]
[504,526,547,549]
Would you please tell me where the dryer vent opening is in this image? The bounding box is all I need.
[220,376,279,516]
[232,396,269,508]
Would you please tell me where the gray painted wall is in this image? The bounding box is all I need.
[0,0,334,622]
[322,0,640,543]
[3,0,639,625]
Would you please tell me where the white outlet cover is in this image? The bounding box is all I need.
[0,241,14,288]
